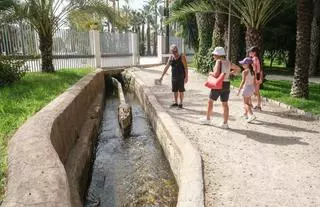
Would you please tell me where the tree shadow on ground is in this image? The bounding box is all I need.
[229,128,309,146]
[252,120,319,134]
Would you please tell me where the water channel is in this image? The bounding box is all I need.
[85,89,178,207]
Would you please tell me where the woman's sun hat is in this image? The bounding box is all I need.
[239,57,253,65]
[212,47,226,56]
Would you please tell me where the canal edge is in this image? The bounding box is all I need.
[125,69,205,207]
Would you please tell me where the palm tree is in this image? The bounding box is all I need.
[169,0,199,52]
[140,17,145,55]
[12,0,117,72]
[290,0,314,98]
[140,4,152,56]
[224,0,284,51]
[309,0,320,76]
[196,12,214,55]
[133,11,144,32]
[146,14,152,55]
[228,16,241,62]
[170,0,285,52]
[212,12,227,48]
[149,0,162,56]
[12,0,70,72]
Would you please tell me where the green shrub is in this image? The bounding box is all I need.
[193,48,214,74]
[0,56,28,86]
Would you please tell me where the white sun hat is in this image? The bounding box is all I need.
[212,47,226,56]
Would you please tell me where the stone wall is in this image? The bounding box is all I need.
[3,70,105,207]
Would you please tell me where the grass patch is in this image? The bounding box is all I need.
[263,58,286,68]
[231,76,320,115]
[0,68,93,201]
[263,58,294,76]
[264,66,294,76]
[188,62,196,69]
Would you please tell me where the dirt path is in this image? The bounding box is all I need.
[132,65,320,207]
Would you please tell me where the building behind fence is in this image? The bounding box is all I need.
[0,25,194,72]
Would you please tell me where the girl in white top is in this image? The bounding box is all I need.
[237,57,256,123]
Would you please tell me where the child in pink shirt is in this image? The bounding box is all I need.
[248,46,263,110]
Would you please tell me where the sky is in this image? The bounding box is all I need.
[119,0,145,11]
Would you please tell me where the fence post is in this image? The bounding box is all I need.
[131,33,139,65]
[89,30,101,68]
[157,35,166,64]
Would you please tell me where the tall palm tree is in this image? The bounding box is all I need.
[228,16,241,62]
[170,0,285,52]
[309,0,320,76]
[196,12,214,55]
[149,0,161,56]
[141,4,152,55]
[140,18,145,55]
[146,15,152,55]
[12,0,71,72]
[169,0,199,52]
[128,10,143,32]
[291,0,314,98]
[212,12,227,48]
[224,0,285,51]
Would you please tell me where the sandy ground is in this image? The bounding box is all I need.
[132,65,320,207]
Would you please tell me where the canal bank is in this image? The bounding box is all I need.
[2,68,204,207]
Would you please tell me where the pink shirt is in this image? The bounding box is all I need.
[252,56,261,74]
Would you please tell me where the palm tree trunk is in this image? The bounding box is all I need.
[141,23,145,56]
[153,4,158,56]
[309,0,320,76]
[39,32,54,72]
[153,31,157,56]
[147,20,151,55]
[195,12,214,56]
[291,0,313,98]
[213,12,227,48]
[228,16,240,62]
[245,27,263,52]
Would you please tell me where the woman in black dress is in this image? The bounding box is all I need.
[160,44,188,108]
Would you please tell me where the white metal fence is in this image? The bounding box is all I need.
[0,23,194,72]
[0,24,96,72]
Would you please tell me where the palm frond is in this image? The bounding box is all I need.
[167,1,216,24]
[218,0,285,29]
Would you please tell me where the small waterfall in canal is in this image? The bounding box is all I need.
[84,77,178,207]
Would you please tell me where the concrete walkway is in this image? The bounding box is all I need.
[132,65,320,207]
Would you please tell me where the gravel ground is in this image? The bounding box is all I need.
[132,65,320,207]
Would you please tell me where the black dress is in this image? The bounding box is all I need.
[170,55,185,92]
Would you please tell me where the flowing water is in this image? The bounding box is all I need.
[85,93,178,207]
